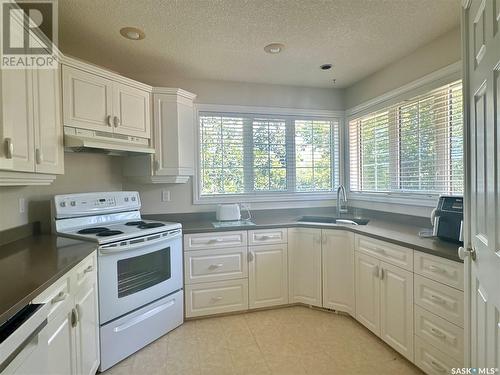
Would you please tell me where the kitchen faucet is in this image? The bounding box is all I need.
[336,185,348,216]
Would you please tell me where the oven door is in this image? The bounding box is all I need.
[98,229,182,324]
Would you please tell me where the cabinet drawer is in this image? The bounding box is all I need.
[248,228,287,245]
[414,275,464,327]
[414,251,464,290]
[184,231,247,251]
[32,273,71,321]
[414,335,462,374]
[355,235,413,271]
[73,252,97,288]
[415,305,464,362]
[184,247,248,284]
[185,279,248,318]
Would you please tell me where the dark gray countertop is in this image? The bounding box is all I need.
[146,208,461,263]
[0,235,97,326]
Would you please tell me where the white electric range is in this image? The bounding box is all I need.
[52,191,183,371]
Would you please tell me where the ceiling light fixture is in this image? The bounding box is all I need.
[264,43,285,54]
[320,63,332,70]
[120,27,145,40]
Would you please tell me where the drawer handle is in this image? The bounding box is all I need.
[430,327,446,339]
[83,265,94,273]
[208,263,224,270]
[51,291,68,304]
[429,360,446,372]
[373,247,386,255]
[430,294,446,305]
[429,265,446,274]
[208,238,225,244]
[211,296,223,302]
[256,235,279,240]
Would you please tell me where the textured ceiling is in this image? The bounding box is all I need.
[58,0,460,88]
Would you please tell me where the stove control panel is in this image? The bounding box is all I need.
[53,191,141,218]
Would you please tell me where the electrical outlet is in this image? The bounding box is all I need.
[18,198,25,213]
[161,190,171,202]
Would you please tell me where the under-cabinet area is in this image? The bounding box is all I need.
[183,228,465,373]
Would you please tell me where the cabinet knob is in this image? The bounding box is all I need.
[35,148,43,164]
[458,246,476,261]
[113,116,120,127]
[4,138,13,159]
[107,115,113,126]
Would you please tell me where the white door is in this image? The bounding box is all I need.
[322,230,355,314]
[112,83,151,138]
[288,228,322,307]
[46,310,77,375]
[355,252,380,335]
[74,278,100,375]
[379,261,414,361]
[464,0,500,368]
[248,244,288,309]
[1,68,34,172]
[62,66,113,132]
[33,66,63,174]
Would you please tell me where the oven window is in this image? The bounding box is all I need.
[117,247,171,298]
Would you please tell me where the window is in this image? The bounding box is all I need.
[198,111,340,199]
[349,81,463,195]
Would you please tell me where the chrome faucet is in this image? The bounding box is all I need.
[336,185,348,216]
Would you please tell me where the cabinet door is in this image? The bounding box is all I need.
[249,244,288,309]
[322,230,354,315]
[288,228,322,307]
[62,66,113,132]
[46,310,77,375]
[1,68,34,172]
[33,67,63,174]
[113,83,150,138]
[74,275,100,375]
[380,261,414,361]
[355,252,380,335]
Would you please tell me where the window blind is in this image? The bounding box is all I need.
[349,80,463,195]
[199,112,340,197]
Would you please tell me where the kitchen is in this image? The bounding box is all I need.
[0,1,497,374]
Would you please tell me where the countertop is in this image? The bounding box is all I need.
[146,209,461,263]
[0,235,97,326]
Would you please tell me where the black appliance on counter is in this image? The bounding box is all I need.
[432,195,464,243]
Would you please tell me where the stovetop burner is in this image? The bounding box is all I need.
[138,223,166,229]
[125,221,146,226]
[96,230,124,237]
[78,227,110,234]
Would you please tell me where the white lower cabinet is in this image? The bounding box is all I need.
[355,252,414,361]
[322,230,355,314]
[288,228,322,307]
[414,335,458,375]
[185,279,249,317]
[33,251,99,375]
[248,244,288,309]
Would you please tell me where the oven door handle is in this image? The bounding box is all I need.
[99,230,181,255]
[113,299,176,333]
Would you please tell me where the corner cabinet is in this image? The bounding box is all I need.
[123,88,197,183]
[33,252,100,375]
[0,65,63,185]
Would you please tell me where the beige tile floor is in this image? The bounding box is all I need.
[103,306,424,375]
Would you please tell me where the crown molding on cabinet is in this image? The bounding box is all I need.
[0,171,57,186]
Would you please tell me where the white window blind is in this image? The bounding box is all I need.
[349,80,463,195]
[199,112,340,198]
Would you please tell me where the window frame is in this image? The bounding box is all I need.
[346,77,463,207]
[193,104,345,204]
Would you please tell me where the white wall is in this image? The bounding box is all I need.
[0,153,123,232]
[345,27,461,109]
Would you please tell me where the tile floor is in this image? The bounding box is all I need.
[103,306,423,375]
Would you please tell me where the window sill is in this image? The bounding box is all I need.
[193,192,337,205]
[348,192,440,207]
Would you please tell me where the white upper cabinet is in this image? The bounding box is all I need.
[61,57,152,140]
[112,84,150,138]
[123,88,197,183]
[322,230,355,315]
[62,66,113,132]
[288,227,322,307]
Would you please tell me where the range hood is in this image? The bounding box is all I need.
[64,127,155,155]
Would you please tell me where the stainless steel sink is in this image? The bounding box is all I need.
[297,216,370,225]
